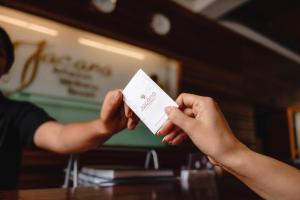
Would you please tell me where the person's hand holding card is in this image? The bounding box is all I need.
[100,89,139,135]
[122,69,178,135]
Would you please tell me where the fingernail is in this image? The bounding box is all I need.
[162,138,167,144]
[165,107,172,114]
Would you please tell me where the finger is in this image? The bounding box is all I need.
[176,93,212,112]
[124,104,133,118]
[101,89,123,122]
[131,114,139,126]
[162,129,180,144]
[158,107,193,136]
[157,120,174,136]
[127,118,134,130]
[129,120,138,130]
[132,113,139,122]
[127,113,139,129]
[169,132,188,145]
[176,93,200,108]
[183,107,194,117]
[165,106,197,135]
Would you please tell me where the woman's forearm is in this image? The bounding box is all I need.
[221,145,300,200]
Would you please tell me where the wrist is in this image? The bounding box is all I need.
[92,119,113,138]
[217,141,251,172]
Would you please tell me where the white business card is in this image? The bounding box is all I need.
[122,69,178,134]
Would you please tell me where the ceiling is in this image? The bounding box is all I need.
[222,0,300,55]
[173,0,249,18]
[173,0,300,63]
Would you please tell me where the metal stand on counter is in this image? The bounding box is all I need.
[62,147,174,188]
[180,153,219,200]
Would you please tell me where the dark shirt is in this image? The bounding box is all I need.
[0,92,54,190]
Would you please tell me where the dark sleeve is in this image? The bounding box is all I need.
[14,102,55,148]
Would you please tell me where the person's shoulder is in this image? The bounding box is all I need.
[1,97,42,113]
[4,97,37,107]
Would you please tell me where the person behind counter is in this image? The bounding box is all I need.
[159,93,300,200]
[0,27,138,190]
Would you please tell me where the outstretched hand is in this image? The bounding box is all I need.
[158,93,243,165]
[100,89,139,136]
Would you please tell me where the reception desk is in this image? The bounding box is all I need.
[0,177,261,200]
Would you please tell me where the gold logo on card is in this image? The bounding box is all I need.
[140,92,156,112]
[140,94,146,99]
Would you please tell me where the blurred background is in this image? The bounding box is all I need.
[0,0,299,199]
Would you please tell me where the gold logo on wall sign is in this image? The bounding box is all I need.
[5,40,112,98]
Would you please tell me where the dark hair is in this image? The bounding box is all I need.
[0,27,14,73]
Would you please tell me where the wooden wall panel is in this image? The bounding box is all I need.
[18,150,68,189]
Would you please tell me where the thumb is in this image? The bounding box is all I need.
[101,90,123,122]
[165,106,196,135]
